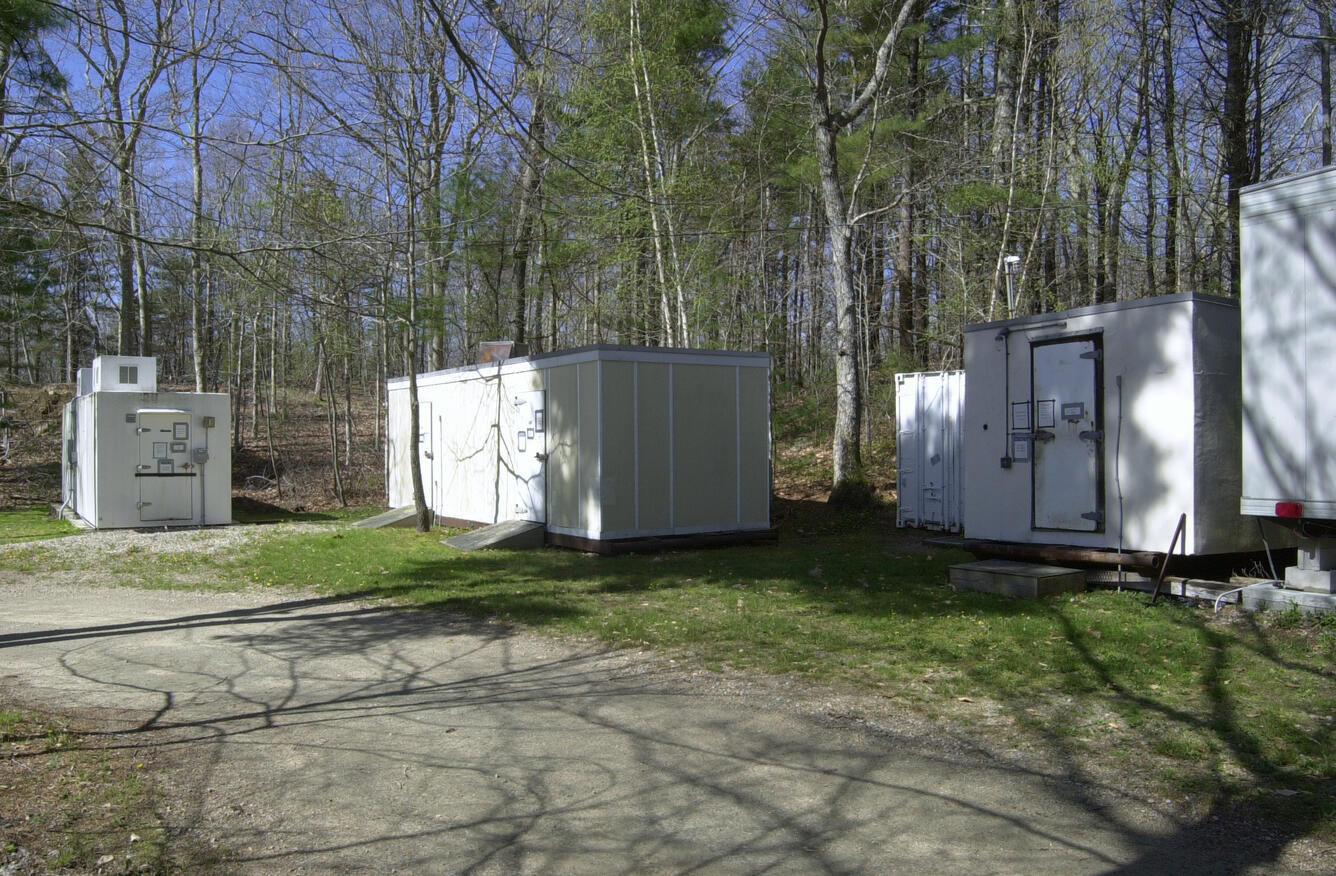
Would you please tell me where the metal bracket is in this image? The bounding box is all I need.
[1081,510,1105,523]
[1033,429,1055,442]
[1080,430,1104,442]
[1079,349,1102,361]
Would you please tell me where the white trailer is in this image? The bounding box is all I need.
[962,293,1256,555]
[895,370,964,532]
[1240,167,1336,592]
[387,344,772,549]
[61,356,232,529]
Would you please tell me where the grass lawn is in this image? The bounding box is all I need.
[0,508,77,545]
[3,505,1336,842]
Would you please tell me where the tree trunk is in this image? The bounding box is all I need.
[815,117,866,500]
[510,94,546,345]
[807,0,915,502]
[1221,4,1254,296]
[189,54,207,392]
[1162,0,1180,292]
[1323,10,1333,166]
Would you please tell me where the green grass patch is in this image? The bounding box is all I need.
[0,509,77,545]
[6,511,1336,836]
[211,523,1336,834]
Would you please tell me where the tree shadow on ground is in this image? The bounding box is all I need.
[5,594,1323,873]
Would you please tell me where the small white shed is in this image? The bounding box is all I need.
[386,344,772,549]
[61,356,232,529]
[895,370,964,532]
[962,293,1256,555]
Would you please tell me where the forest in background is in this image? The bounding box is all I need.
[2,0,1332,497]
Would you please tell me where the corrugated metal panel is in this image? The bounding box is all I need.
[896,371,964,532]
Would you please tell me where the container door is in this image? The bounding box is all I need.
[514,390,546,523]
[896,372,963,531]
[1031,337,1103,531]
[137,411,195,522]
[895,375,922,527]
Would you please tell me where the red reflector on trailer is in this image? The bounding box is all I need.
[1276,502,1304,518]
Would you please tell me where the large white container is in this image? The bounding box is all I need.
[61,357,232,529]
[387,344,771,547]
[895,370,964,532]
[1240,167,1336,522]
[962,293,1255,555]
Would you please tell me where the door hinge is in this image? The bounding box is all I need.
[1079,349,1102,361]
[1079,430,1104,442]
[1033,429,1055,442]
[1081,510,1105,523]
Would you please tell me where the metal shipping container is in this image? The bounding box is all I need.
[1240,167,1336,522]
[961,293,1257,555]
[387,344,771,547]
[1239,167,1336,593]
[61,356,232,529]
[895,370,964,532]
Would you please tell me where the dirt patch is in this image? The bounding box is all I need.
[0,706,225,875]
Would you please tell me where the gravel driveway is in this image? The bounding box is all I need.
[0,527,1321,874]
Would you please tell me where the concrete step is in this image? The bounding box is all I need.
[949,559,1085,599]
[443,520,545,551]
[1242,582,1336,615]
[351,506,420,529]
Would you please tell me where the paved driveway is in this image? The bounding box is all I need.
[0,583,1310,874]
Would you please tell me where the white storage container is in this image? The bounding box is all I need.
[1240,167,1336,522]
[962,293,1255,555]
[61,357,231,529]
[387,344,772,548]
[895,370,964,532]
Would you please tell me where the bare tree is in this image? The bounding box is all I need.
[804,0,917,503]
[67,0,183,356]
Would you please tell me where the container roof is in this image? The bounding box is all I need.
[962,291,1237,335]
[388,343,770,388]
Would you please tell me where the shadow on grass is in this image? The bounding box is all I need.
[116,514,1334,871]
[375,538,1335,869]
[3,568,1327,873]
